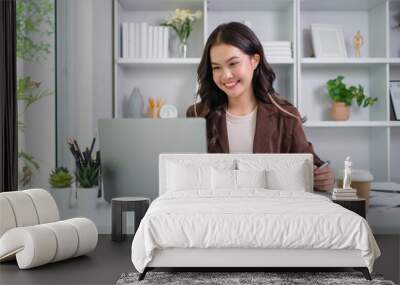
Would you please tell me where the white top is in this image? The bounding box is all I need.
[226,107,257,153]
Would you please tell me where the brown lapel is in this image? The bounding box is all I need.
[216,110,229,153]
[253,103,278,153]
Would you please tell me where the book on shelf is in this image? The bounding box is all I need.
[390,81,400,120]
[148,25,153,58]
[157,26,163,58]
[140,22,148,58]
[263,51,291,55]
[262,41,292,59]
[121,22,170,59]
[122,22,129,58]
[262,47,291,50]
[162,27,169,58]
[152,26,158,59]
[128,22,136,58]
[265,56,292,61]
[134,23,140,58]
[261,41,291,47]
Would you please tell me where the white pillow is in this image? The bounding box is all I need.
[266,162,308,191]
[212,168,236,190]
[237,169,267,189]
[237,159,310,191]
[166,162,212,191]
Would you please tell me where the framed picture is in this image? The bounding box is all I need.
[311,24,347,58]
[390,80,400,121]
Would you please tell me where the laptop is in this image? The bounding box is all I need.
[98,118,207,202]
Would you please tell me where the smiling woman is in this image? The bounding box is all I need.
[186,22,335,192]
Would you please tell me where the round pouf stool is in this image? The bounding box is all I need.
[111,197,150,242]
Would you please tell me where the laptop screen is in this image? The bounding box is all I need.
[98,118,207,202]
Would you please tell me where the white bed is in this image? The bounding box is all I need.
[131,154,380,280]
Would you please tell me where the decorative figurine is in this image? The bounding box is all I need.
[353,30,364,58]
[343,156,352,190]
[332,156,358,199]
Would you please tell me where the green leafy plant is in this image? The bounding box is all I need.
[49,167,73,188]
[326,75,378,107]
[16,0,55,185]
[76,163,100,188]
[68,138,100,188]
[16,0,54,62]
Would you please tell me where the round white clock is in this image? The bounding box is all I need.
[159,104,178,118]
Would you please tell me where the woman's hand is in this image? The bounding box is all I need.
[313,164,335,191]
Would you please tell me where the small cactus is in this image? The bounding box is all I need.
[49,167,73,188]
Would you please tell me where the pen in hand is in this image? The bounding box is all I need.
[316,160,330,172]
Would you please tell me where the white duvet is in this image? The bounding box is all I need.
[131,190,380,273]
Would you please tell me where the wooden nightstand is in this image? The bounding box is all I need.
[332,198,366,218]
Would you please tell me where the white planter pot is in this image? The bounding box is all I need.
[49,187,73,210]
[77,187,99,209]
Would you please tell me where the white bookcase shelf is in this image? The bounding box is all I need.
[389,58,400,65]
[301,58,389,65]
[116,57,295,65]
[116,57,201,65]
[304,121,398,127]
[113,0,400,182]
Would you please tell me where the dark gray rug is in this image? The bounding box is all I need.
[116,271,396,285]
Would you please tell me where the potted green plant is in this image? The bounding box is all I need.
[49,167,73,188]
[48,167,74,210]
[326,75,378,121]
[68,137,100,209]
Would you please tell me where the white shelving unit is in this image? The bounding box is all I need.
[113,0,400,182]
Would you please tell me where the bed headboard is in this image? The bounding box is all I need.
[159,153,314,195]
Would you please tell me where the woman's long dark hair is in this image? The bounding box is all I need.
[196,22,298,149]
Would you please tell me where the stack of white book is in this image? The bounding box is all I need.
[332,188,358,200]
[121,22,169,59]
[261,41,292,61]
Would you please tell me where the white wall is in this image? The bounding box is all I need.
[17,0,113,190]
[57,0,112,171]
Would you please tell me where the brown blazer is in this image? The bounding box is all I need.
[186,101,324,166]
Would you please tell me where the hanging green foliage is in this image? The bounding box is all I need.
[16,0,54,62]
[16,0,55,184]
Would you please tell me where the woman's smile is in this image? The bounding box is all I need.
[224,80,240,89]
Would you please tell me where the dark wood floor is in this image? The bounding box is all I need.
[0,235,134,285]
[1,234,398,284]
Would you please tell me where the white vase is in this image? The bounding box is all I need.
[128,87,144,118]
[77,187,99,209]
[178,38,188,58]
[49,187,73,210]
